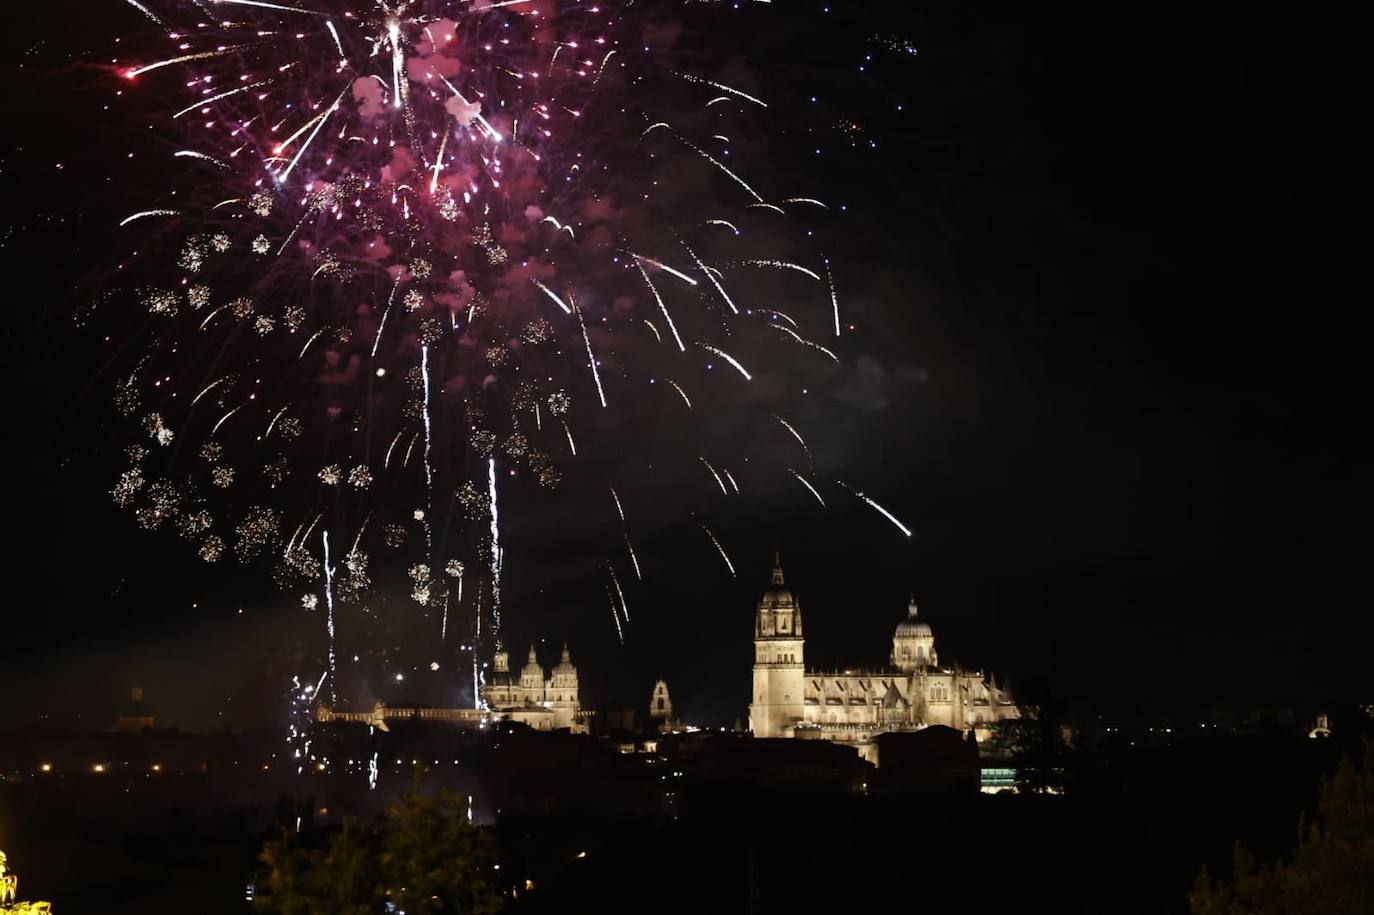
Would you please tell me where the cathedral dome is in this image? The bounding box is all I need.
[894,599,931,637]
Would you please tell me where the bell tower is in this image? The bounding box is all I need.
[748,553,805,737]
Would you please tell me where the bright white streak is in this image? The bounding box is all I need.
[277,85,349,183]
[699,457,728,496]
[772,413,811,455]
[191,376,229,407]
[608,566,629,622]
[789,469,827,507]
[839,480,914,538]
[174,150,230,169]
[211,406,241,435]
[572,295,607,407]
[827,260,841,336]
[783,197,829,208]
[173,82,267,119]
[700,344,752,381]
[372,277,403,357]
[127,45,250,78]
[430,129,449,193]
[680,137,764,203]
[122,0,163,23]
[770,323,839,362]
[723,469,741,494]
[298,328,325,359]
[624,535,642,580]
[608,591,624,644]
[531,278,572,314]
[421,346,434,526]
[488,458,502,637]
[210,0,325,13]
[322,530,337,703]
[384,431,403,469]
[119,209,178,226]
[632,253,699,286]
[706,219,740,235]
[326,20,345,58]
[665,379,692,409]
[743,259,822,281]
[681,241,737,314]
[562,421,577,456]
[702,525,736,576]
[265,405,289,438]
[672,70,768,107]
[635,261,685,352]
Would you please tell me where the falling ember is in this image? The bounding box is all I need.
[701,523,736,576]
[838,480,913,537]
[699,344,752,381]
[788,468,827,507]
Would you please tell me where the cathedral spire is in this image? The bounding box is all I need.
[908,594,919,617]
[772,550,785,585]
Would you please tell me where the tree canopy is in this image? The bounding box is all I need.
[253,791,505,915]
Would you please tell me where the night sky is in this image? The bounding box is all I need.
[1,2,1364,732]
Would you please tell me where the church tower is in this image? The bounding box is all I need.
[748,554,805,738]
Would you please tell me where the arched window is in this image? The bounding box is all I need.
[916,646,925,659]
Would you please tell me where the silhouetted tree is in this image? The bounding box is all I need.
[1008,672,1073,794]
[1189,743,1374,915]
[253,792,504,915]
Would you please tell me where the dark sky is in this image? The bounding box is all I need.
[0,2,1364,731]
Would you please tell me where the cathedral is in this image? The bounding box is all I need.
[482,643,587,732]
[748,558,1019,763]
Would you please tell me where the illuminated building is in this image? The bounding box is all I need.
[748,557,1020,764]
[481,643,586,732]
[112,687,155,734]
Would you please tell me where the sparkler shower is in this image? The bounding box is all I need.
[103,0,915,715]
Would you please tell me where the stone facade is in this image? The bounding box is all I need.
[482,643,586,732]
[748,559,1019,764]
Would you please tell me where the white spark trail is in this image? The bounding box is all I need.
[838,480,913,537]
[701,524,736,576]
[681,241,737,314]
[700,344,752,381]
[699,457,728,496]
[488,458,502,637]
[609,566,630,621]
[119,209,178,226]
[277,84,349,183]
[122,0,163,23]
[672,71,768,107]
[572,294,607,407]
[743,259,822,281]
[665,379,693,409]
[322,530,337,703]
[175,150,230,169]
[532,278,573,314]
[636,260,685,352]
[826,259,841,336]
[772,413,811,456]
[789,469,827,507]
[173,82,268,119]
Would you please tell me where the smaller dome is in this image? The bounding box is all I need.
[894,599,932,637]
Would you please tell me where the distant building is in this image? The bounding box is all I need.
[748,557,1020,764]
[649,680,683,733]
[113,687,155,733]
[482,643,587,732]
